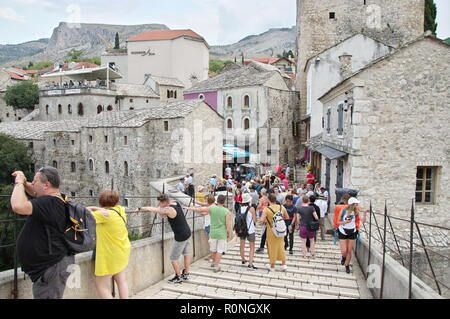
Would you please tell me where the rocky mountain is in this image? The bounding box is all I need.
[0,23,297,68]
[0,22,169,68]
[0,38,49,65]
[210,27,296,60]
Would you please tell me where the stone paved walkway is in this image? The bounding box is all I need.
[132,227,365,299]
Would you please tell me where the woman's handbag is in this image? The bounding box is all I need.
[307,219,320,232]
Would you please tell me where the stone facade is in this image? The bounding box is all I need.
[185,63,301,166]
[318,36,450,227]
[0,100,223,210]
[296,0,425,144]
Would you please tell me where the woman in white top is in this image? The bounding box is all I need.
[236,193,258,270]
[337,197,367,273]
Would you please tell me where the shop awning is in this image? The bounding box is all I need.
[223,144,251,158]
[41,66,123,81]
[315,145,348,160]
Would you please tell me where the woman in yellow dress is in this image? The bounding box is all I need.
[87,190,131,299]
[260,193,289,272]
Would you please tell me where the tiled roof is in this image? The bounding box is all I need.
[115,83,159,98]
[5,70,25,81]
[147,75,185,88]
[84,100,204,128]
[0,120,86,140]
[185,62,278,93]
[0,100,215,140]
[128,29,205,42]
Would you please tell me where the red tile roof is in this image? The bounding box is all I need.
[244,57,296,66]
[25,69,38,74]
[128,29,204,42]
[9,66,27,75]
[74,62,98,69]
[5,70,25,80]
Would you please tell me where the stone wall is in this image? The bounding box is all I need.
[350,38,450,226]
[296,0,425,143]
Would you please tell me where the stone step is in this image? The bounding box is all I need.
[162,277,347,299]
[219,255,347,272]
[202,261,357,281]
[225,249,344,266]
[189,269,360,297]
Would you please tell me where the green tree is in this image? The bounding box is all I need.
[27,61,53,71]
[424,0,437,35]
[65,49,85,62]
[114,32,120,49]
[0,133,34,271]
[27,61,34,69]
[3,81,39,110]
[209,59,233,74]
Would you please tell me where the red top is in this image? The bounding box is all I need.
[306,173,315,185]
[234,193,242,203]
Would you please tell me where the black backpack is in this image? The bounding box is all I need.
[52,195,96,255]
[234,206,250,238]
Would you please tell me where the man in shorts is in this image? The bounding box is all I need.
[185,195,233,272]
[236,193,258,270]
[141,194,191,284]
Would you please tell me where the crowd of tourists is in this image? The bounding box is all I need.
[9,164,367,299]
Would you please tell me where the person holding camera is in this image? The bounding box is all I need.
[337,197,367,274]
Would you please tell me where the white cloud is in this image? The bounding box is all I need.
[13,0,56,6]
[0,7,25,22]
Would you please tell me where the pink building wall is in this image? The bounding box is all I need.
[184,91,218,111]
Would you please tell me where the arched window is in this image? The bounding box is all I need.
[174,91,177,99]
[227,119,233,129]
[105,161,110,173]
[78,103,84,116]
[244,95,250,107]
[124,161,129,177]
[88,159,94,171]
[52,161,57,168]
[198,94,205,100]
[71,162,76,172]
[244,118,250,130]
[58,104,62,114]
[227,96,233,109]
[97,105,103,114]
[45,105,49,115]
[107,105,113,111]
[68,104,72,114]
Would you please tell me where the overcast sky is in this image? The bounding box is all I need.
[0,0,449,46]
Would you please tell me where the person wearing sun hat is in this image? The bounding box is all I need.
[236,193,258,270]
[336,197,367,273]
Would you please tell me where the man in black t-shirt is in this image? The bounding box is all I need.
[140,194,191,284]
[11,167,74,299]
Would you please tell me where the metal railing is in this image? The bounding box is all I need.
[358,199,449,299]
[0,184,234,299]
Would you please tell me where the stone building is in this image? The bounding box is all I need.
[184,62,300,166]
[102,29,209,89]
[311,34,450,227]
[0,70,34,123]
[303,34,395,179]
[38,82,161,121]
[0,100,223,209]
[296,0,425,149]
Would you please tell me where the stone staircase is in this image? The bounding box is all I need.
[132,226,363,299]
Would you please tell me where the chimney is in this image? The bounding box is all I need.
[339,53,353,80]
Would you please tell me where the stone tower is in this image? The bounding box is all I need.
[295,0,425,141]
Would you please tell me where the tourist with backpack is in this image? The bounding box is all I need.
[260,194,289,271]
[337,197,367,273]
[292,195,319,258]
[333,194,351,263]
[235,193,258,270]
[283,195,297,255]
[11,167,93,299]
[86,191,130,299]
